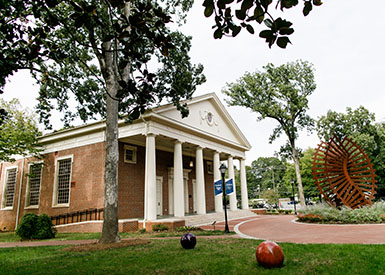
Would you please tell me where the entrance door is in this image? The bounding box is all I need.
[156,177,163,216]
[192,180,197,213]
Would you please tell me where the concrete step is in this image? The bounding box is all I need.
[184,209,257,227]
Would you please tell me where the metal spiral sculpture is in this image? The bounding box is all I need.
[312,136,377,209]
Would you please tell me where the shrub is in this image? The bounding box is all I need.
[16,213,56,240]
[297,202,385,224]
[176,226,202,232]
[152,223,169,232]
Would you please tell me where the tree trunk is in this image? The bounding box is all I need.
[292,145,306,208]
[99,69,120,244]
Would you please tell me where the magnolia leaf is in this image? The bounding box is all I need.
[277,36,291,48]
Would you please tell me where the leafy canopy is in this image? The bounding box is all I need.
[203,0,322,48]
[0,98,42,162]
[0,0,205,128]
[223,60,316,152]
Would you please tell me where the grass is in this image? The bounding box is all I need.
[1,238,385,274]
[0,230,233,243]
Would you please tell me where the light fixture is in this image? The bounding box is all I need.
[219,163,227,174]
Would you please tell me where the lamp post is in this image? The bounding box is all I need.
[290,179,297,215]
[219,163,230,233]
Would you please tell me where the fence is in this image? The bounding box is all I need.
[50,208,104,226]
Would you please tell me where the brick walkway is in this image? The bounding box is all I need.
[234,215,385,244]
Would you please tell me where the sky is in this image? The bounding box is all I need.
[3,0,385,165]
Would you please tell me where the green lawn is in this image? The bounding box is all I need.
[0,230,232,243]
[1,237,385,274]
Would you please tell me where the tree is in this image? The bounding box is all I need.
[316,106,385,199]
[223,60,316,206]
[1,0,205,243]
[261,189,280,208]
[0,99,41,162]
[203,0,322,48]
[246,157,287,198]
[283,148,318,199]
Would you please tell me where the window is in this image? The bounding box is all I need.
[26,163,43,208]
[207,161,213,174]
[124,145,137,164]
[2,167,17,209]
[53,157,72,206]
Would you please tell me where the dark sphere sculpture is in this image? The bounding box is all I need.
[180,233,196,249]
[312,135,377,209]
[256,241,284,268]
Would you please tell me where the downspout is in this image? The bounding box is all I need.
[15,158,25,228]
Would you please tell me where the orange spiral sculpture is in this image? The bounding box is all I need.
[312,136,377,209]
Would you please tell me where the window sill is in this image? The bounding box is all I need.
[52,204,70,208]
[24,205,39,210]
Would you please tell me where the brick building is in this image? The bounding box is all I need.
[0,93,251,232]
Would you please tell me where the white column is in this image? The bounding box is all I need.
[228,156,237,211]
[196,146,206,214]
[145,134,157,221]
[173,141,184,217]
[213,151,222,213]
[240,158,249,210]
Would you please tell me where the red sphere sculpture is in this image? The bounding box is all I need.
[256,241,284,268]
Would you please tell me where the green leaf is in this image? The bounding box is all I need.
[235,9,246,20]
[254,6,264,24]
[259,29,273,38]
[204,6,214,17]
[303,1,312,16]
[264,18,273,28]
[246,24,254,34]
[232,26,242,37]
[277,36,291,48]
[241,0,254,11]
[313,0,323,6]
[217,0,226,9]
[279,27,294,35]
[214,28,223,39]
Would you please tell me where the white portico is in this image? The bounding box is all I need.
[118,93,251,221]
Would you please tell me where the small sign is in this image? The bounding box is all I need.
[225,179,234,195]
[214,180,222,196]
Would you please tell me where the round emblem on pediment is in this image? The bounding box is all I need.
[207,112,213,125]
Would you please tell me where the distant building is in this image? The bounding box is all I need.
[0,93,251,232]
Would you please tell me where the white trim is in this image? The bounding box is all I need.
[1,166,18,210]
[52,155,73,208]
[123,144,137,164]
[37,93,251,156]
[24,161,44,209]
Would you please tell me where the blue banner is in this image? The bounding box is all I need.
[225,179,234,195]
[214,180,222,196]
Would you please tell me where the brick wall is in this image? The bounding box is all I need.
[0,142,105,231]
[1,140,217,231]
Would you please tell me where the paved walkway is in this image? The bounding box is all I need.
[231,215,385,244]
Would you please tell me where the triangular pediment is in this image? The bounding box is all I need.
[152,93,251,150]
